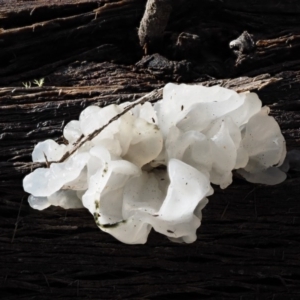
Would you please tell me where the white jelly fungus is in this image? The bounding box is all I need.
[23,83,287,244]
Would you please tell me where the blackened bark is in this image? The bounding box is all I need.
[0,1,300,299]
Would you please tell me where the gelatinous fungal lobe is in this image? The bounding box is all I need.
[23,83,287,244]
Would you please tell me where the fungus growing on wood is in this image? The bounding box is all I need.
[23,83,287,244]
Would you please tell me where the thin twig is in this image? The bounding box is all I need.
[41,272,52,293]
[221,202,230,220]
[23,88,162,172]
[11,197,24,243]
[242,187,257,202]
[54,88,163,165]
[43,152,50,168]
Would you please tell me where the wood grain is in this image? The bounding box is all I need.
[0,1,300,299]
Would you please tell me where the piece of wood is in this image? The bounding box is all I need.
[1,1,300,299]
[138,0,172,53]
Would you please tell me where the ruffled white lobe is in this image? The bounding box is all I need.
[23,153,90,197]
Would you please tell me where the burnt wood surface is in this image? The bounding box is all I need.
[0,1,300,299]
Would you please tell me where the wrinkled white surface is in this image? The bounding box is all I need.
[242,107,286,171]
[28,195,51,210]
[23,83,287,244]
[63,120,82,144]
[32,139,66,162]
[23,152,90,197]
[82,146,141,216]
[237,167,287,185]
